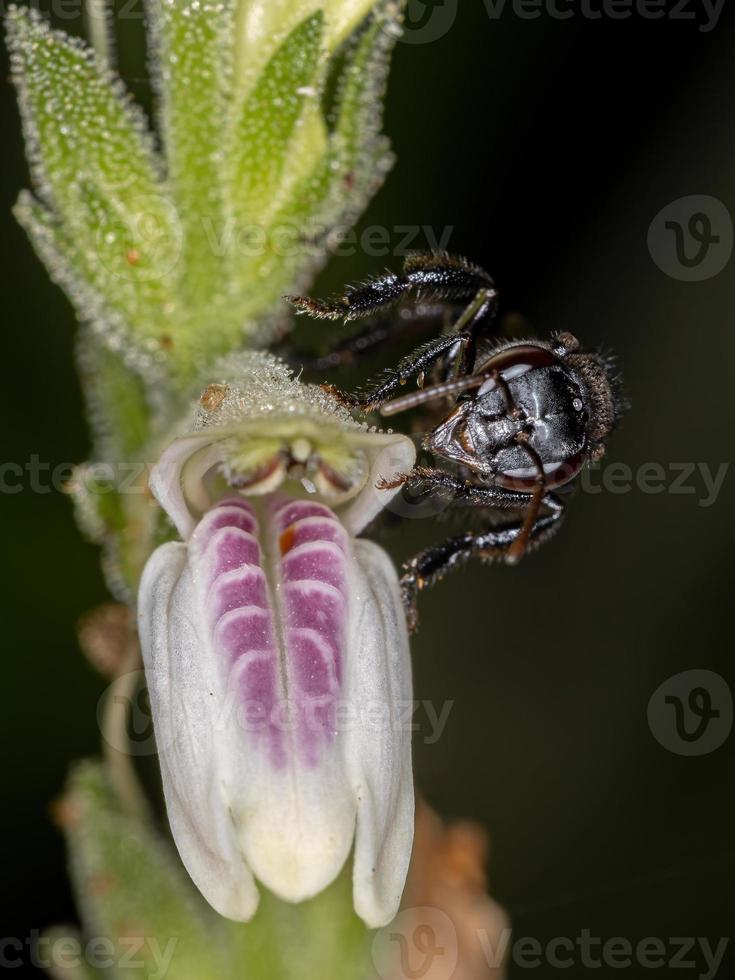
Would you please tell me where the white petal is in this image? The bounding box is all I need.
[138,541,260,921]
[346,540,414,928]
[227,736,356,904]
[337,430,416,537]
[149,433,213,539]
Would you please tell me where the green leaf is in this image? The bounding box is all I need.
[68,463,159,602]
[14,190,113,336]
[233,0,380,93]
[77,330,153,459]
[233,1,402,309]
[15,193,157,453]
[149,0,233,302]
[61,762,229,980]
[69,332,161,600]
[306,3,399,228]
[225,12,325,232]
[7,6,181,328]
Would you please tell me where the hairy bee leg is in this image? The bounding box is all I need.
[318,331,478,411]
[286,254,498,411]
[377,466,545,509]
[281,303,454,373]
[399,499,566,633]
[293,306,526,382]
[381,465,565,629]
[287,252,495,322]
[328,286,498,412]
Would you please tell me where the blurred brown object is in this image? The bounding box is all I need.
[77,603,135,678]
[390,799,510,979]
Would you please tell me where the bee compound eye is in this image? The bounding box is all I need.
[495,450,587,492]
[482,344,559,385]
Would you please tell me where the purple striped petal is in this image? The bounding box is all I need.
[188,495,352,769]
[204,567,269,626]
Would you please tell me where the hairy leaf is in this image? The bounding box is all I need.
[8,7,180,319]
[225,12,325,232]
[149,0,233,301]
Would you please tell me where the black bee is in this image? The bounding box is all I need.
[288,253,625,630]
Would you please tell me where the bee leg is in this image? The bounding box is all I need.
[287,254,499,412]
[377,466,539,508]
[287,252,495,322]
[400,532,480,633]
[398,493,567,633]
[327,286,497,412]
[281,303,452,373]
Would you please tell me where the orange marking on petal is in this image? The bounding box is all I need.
[279,525,297,556]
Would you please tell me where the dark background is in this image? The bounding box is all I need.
[2,0,734,976]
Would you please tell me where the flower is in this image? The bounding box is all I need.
[139,352,416,928]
